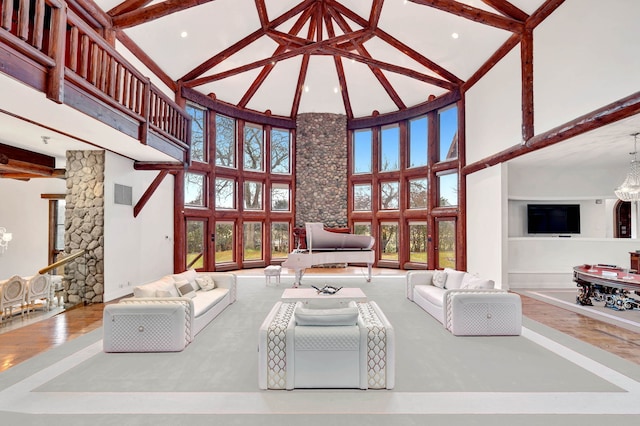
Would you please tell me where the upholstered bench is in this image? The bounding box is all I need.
[445,292,522,336]
[258,301,395,390]
[264,265,282,286]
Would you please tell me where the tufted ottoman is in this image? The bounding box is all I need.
[445,292,522,336]
[258,300,395,390]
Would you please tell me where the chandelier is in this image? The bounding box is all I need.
[615,133,640,202]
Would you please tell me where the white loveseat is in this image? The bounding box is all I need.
[103,270,236,352]
[406,268,522,336]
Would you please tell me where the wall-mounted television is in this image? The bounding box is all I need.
[527,204,581,234]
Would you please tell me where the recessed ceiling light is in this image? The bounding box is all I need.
[451,32,459,39]
[304,85,309,93]
[180,31,188,38]
[333,87,339,94]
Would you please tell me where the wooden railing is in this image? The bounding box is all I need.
[0,0,190,158]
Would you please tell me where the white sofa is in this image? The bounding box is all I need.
[259,300,395,390]
[406,268,522,336]
[103,270,236,352]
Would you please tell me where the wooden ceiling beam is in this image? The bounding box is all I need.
[290,17,318,118]
[111,0,219,29]
[240,8,314,109]
[320,46,458,91]
[185,29,370,87]
[408,0,524,33]
[526,0,565,30]
[254,0,269,30]
[108,0,153,17]
[133,161,184,170]
[369,0,384,28]
[324,11,353,118]
[327,5,405,110]
[481,0,529,21]
[181,0,315,82]
[374,28,462,85]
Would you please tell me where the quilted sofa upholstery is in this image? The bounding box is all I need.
[258,301,395,390]
[406,269,522,336]
[103,270,236,352]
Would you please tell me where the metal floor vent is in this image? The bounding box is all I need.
[114,184,133,206]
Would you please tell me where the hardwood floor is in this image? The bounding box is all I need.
[1,270,639,373]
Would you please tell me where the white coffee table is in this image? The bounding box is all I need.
[281,287,367,307]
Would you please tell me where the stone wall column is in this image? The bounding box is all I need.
[64,150,105,305]
[295,113,348,228]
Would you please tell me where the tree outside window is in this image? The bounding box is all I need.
[271,183,290,211]
[215,221,234,263]
[244,123,263,171]
[409,178,428,209]
[215,114,235,168]
[271,222,289,258]
[215,177,235,209]
[186,219,205,269]
[380,222,399,261]
[380,181,399,210]
[244,181,263,210]
[409,221,427,263]
[438,172,458,207]
[271,129,290,174]
[243,222,263,261]
[185,172,206,207]
[353,183,372,211]
[187,104,206,163]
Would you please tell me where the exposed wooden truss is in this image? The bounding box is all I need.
[0,143,63,180]
[106,0,536,120]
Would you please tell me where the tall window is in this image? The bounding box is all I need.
[438,105,458,162]
[353,129,372,174]
[380,125,400,172]
[187,104,206,163]
[409,116,428,168]
[215,114,235,168]
[183,104,294,270]
[244,123,263,171]
[185,172,206,207]
[271,129,290,174]
[186,219,205,269]
[348,101,461,269]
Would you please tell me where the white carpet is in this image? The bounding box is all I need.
[1,274,640,425]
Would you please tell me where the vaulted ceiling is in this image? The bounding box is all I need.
[99,0,548,119]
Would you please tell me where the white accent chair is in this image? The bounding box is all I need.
[25,274,52,314]
[0,275,27,323]
[259,301,394,390]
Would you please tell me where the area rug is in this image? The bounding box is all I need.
[1,274,640,425]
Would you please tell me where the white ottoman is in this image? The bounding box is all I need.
[264,265,282,286]
[447,292,522,336]
[103,303,187,352]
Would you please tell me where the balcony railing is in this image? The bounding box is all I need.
[0,0,190,161]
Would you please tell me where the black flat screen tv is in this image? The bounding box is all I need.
[527,204,581,234]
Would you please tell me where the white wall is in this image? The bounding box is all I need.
[466,163,508,289]
[534,0,640,134]
[0,177,66,278]
[104,152,175,301]
[465,0,640,289]
[465,46,522,163]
